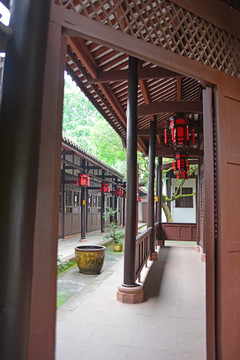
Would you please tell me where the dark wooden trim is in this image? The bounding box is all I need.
[123,56,138,286]
[137,100,203,117]
[203,86,216,360]
[87,67,183,83]
[170,0,240,40]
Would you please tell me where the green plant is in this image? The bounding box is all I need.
[103,208,125,244]
[57,255,74,275]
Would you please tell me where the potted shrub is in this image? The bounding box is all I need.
[103,208,125,252]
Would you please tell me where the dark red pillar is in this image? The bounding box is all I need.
[117,57,143,303]
[147,117,158,259]
[0,1,52,359]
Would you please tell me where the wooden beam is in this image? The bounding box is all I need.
[154,147,204,158]
[88,67,183,83]
[138,100,203,116]
[61,150,75,155]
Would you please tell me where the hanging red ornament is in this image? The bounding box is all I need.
[100,183,110,193]
[77,174,90,187]
[164,128,167,144]
[168,114,190,146]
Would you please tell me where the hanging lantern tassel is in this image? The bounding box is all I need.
[192,128,195,145]
[172,161,176,171]
[76,176,80,186]
[164,128,167,144]
[187,160,190,172]
[186,125,189,141]
[172,127,175,142]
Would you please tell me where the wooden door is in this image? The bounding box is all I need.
[214,80,240,359]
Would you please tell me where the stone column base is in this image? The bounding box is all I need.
[158,240,165,246]
[201,253,206,263]
[117,284,144,304]
[195,245,201,253]
[149,251,158,261]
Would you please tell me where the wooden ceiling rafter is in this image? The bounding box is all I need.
[66,51,126,139]
[68,36,127,128]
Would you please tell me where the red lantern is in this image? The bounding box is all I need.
[174,152,188,179]
[138,196,142,202]
[100,182,110,193]
[77,174,90,187]
[169,114,190,146]
[115,187,124,197]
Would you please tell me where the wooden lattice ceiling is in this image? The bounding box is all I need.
[56,0,240,154]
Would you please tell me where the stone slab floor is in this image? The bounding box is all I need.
[56,244,206,360]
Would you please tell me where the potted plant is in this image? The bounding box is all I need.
[103,208,125,252]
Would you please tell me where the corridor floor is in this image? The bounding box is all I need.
[56,244,206,360]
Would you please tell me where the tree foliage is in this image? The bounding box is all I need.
[63,74,127,174]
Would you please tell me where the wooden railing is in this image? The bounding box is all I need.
[160,223,197,241]
[135,227,152,281]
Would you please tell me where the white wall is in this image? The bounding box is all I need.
[170,178,196,223]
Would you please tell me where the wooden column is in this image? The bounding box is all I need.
[147,117,158,260]
[117,56,143,303]
[122,193,126,227]
[101,171,105,233]
[81,187,86,239]
[157,157,164,246]
[28,21,66,360]
[62,158,66,239]
[86,188,89,233]
[81,159,86,239]
[0,1,53,359]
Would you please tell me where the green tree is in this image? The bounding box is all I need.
[62,74,101,152]
[90,118,127,173]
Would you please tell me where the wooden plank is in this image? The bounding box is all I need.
[138,100,203,116]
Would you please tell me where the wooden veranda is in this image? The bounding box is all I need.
[0,1,240,360]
